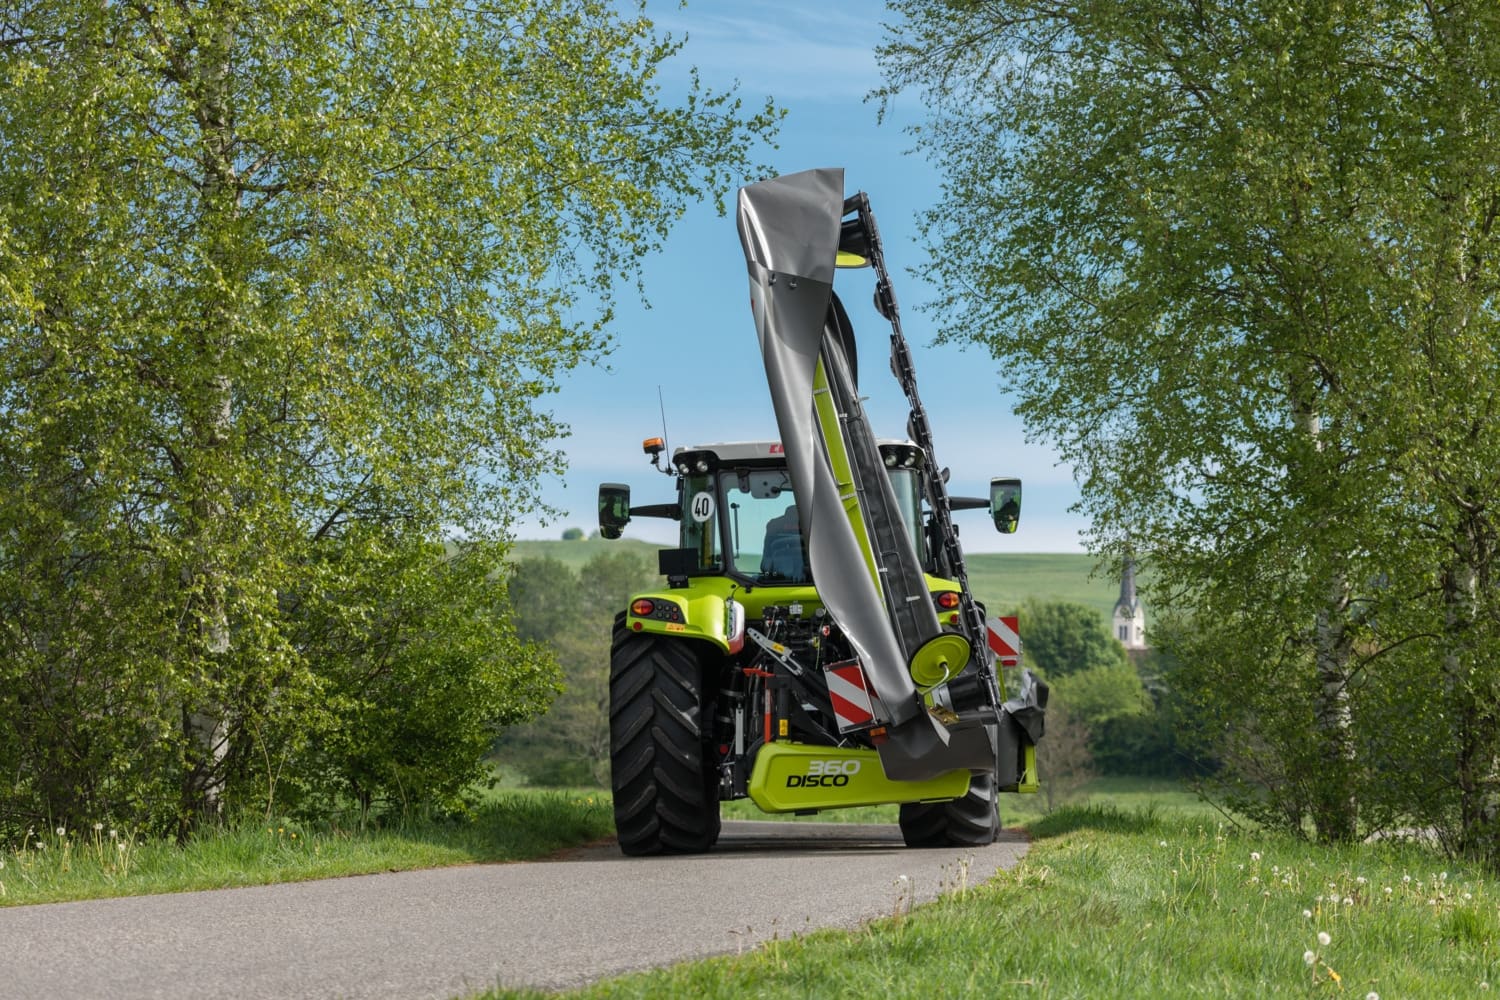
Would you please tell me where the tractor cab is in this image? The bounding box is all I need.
[599,438,948,588]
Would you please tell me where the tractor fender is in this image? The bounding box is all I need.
[620,589,737,653]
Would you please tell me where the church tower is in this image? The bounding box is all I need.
[1112,557,1148,650]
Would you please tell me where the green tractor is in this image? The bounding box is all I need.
[597,169,1046,855]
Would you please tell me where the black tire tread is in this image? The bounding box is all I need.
[609,613,721,855]
[898,771,1000,848]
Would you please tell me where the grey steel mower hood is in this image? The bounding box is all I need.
[737,168,997,781]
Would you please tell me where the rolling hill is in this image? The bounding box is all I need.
[508,539,1124,624]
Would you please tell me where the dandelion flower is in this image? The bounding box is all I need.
[55,826,65,837]
[1366,993,1379,1000]
[93,822,103,832]
[1356,876,1367,885]
[1317,931,1331,947]
[1159,840,1168,848]
[1303,909,1312,919]
[1342,897,1353,907]
[109,829,117,840]
[1383,887,1393,895]
[1303,950,1317,966]
[1403,874,1412,883]
[1251,851,1262,862]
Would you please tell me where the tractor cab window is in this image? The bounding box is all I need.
[887,468,927,568]
[721,468,809,584]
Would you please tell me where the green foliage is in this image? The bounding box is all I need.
[561,527,586,541]
[1092,711,1191,779]
[1020,598,1127,679]
[0,1,777,835]
[1048,666,1148,727]
[270,538,561,818]
[881,1,1500,854]
[0,788,612,907]
[495,550,657,786]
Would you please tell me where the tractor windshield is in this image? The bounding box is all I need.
[713,466,925,585]
[722,468,808,583]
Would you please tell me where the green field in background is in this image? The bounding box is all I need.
[510,541,1123,623]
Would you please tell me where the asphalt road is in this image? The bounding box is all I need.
[0,821,1028,999]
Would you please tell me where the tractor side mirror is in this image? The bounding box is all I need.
[990,478,1022,534]
[598,483,631,540]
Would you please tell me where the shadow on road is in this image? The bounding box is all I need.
[557,820,1027,863]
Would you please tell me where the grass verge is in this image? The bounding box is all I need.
[485,803,1498,999]
[0,789,613,907]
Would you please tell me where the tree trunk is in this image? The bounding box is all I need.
[179,9,239,834]
[1291,375,1358,842]
[1311,574,1356,842]
[1440,504,1500,863]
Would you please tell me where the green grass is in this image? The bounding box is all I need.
[965,552,1122,623]
[487,801,1495,999]
[0,788,613,907]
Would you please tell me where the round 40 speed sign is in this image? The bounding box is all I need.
[690,491,716,523]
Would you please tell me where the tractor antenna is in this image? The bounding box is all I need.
[657,385,671,456]
[642,385,675,476]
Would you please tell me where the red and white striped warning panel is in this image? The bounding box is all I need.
[824,660,877,732]
[986,615,1021,667]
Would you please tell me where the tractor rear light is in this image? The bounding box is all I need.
[629,597,685,624]
[935,591,961,610]
[632,621,643,631]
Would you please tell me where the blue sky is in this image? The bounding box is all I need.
[511,1,1089,553]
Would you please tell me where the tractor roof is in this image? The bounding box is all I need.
[675,440,922,465]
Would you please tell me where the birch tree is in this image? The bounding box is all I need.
[880,0,1500,849]
[0,0,776,834]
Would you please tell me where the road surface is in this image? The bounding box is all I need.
[0,821,1028,999]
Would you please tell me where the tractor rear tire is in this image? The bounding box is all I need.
[898,771,1000,848]
[609,615,721,855]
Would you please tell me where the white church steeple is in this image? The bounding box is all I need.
[1112,556,1148,650]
